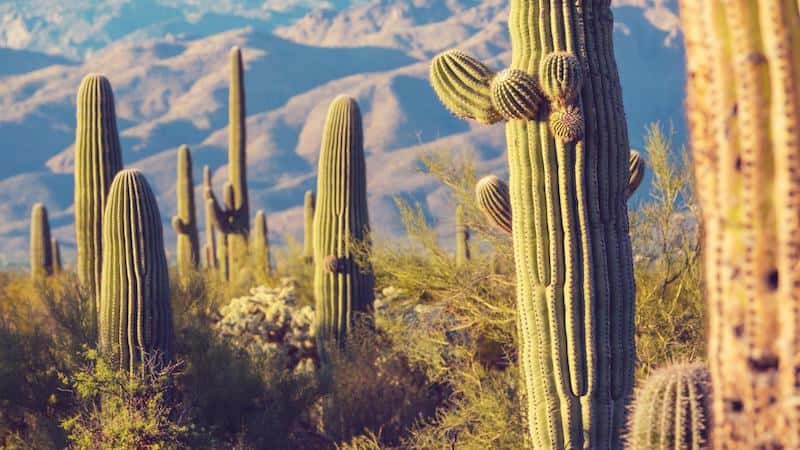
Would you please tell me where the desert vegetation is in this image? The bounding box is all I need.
[2,1,800,449]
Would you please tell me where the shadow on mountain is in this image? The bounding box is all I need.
[0,48,76,76]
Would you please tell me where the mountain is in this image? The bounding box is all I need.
[0,0,685,266]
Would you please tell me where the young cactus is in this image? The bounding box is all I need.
[455,205,470,266]
[171,145,199,283]
[251,210,271,280]
[680,2,800,447]
[313,96,374,350]
[51,238,62,274]
[303,190,315,264]
[98,169,173,373]
[204,47,250,280]
[627,363,710,450]
[30,203,53,278]
[475,175,512,234]
[627,150,646,199]
[202,166,218,270]
[74,74,123,330]
[430,1,636,447]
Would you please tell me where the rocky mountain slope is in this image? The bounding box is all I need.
[0,0,684,266]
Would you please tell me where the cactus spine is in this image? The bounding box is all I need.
[98,169,173,373]
[202,166,218,270]
[74,74,123,331]
[171,145,199,282]
[30,203,53,278]
[455,205,470,266]
[252,210,271,279]
[476,175,512,234]
[303,190,315,264]
[205,47,250,281]
[313,96,374,349]
[627,363,710,450]
[679,1,800,447]
[430,1,636,447]
[51,238,62,274]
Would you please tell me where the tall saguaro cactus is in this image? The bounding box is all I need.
[205,46,250,281]
[251,210,271,280]
[30,203,53,278]
[313,95,374,349]
[627,363,711,450]
[202,166,218,271]
[430,1,636,447]
[303,190,315,264]
[51,239,62,274]
[680,1,800,448]
[171,145,200,282]
[455,205,470,266]
[74,74,124,331]
[99,169,173,373]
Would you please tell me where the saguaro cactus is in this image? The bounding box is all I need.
[98,169,173,373]
[455,205,470,266]
[430,1,636,447]
[475,175,512,234]
[30,203,53,278]
[51,238,62,274]
[74,74,123,329]
[627,363,710,450]
[303,190,315,264]
[313,95,374,349]
[172,145,200,282]
[251,210,271,279]
[627,150,646,199]
[202,166,218,270]
[205,46,250,280]
[679,2,800,448]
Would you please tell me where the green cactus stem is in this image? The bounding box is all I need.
[251,210,271,279]
[313,95,374,350]
[202,166,218,271]
[74,73,124,331]
[30,203,53,278]
[455,205,470,266]
[627,363,710,450]
[430,1,636,447]
[204,46,250,280]
[627,151,646,199]
[98,169,173,373]
[171,145,199,283]
[680,1,800,447]
[303,190,315,264]
[475,175,512,234]
[51,238,62,274]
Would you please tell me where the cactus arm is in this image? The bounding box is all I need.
[51,238,62,273]
[626,150,645,199]
[475,175,512,234]
[30,203,53,277]
[303,190,315,263]
[430,49,502,124]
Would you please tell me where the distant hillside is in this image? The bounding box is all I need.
[0,0,684,266]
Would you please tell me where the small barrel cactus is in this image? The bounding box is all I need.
[98,169,174,373]
[475,175,512,234]
[74,73,124,330]
[172,145,200,283]
[313,95,374,350]
[455,205,470,266]
[627,363,710,450]
[251,210,271,280]
[303,190,315,264]
[30,203,53,278]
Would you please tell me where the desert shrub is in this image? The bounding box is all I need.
[630,124,704,377]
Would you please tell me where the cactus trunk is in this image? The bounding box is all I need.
[627,363,710,450]
[252,210,271,281]
[74,74,124,333]
[30,203,53,278]
[172,145,199,283]
[51,238,62,274]
[98,169,173,373]
[303,190,315,264]
[455,205,470,266]
[679,1,800,448]
[313,96,374,351]
[430,1,635,447]
[202,166,218,271]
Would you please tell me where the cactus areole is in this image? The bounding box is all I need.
[430,1,636,448]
